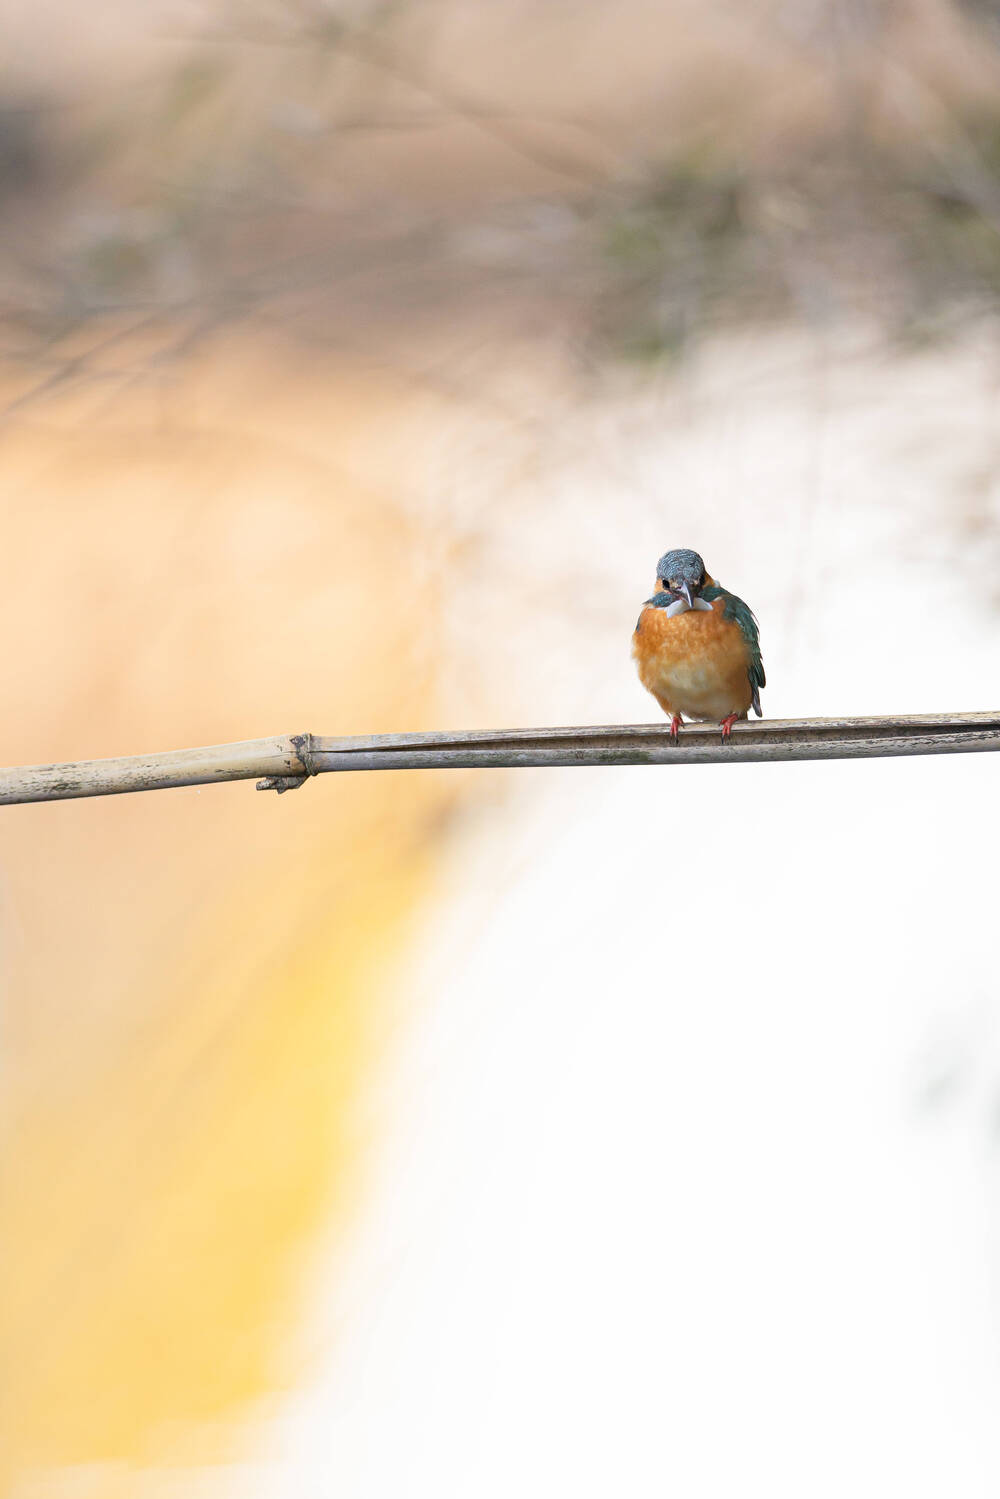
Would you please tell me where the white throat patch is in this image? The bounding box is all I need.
[664,597,714,618]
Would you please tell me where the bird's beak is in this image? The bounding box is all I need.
[680,581,695,609]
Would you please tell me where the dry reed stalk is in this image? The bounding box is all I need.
[0,713,996,805]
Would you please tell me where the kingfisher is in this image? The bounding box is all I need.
[632,547,765,742]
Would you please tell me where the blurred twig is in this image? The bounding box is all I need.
[0,714,997,805]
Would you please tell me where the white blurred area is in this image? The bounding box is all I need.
[235,325,1000,1496]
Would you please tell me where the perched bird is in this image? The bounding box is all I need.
[631,548,765,742]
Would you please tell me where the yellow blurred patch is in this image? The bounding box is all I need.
[0,330,460,1494]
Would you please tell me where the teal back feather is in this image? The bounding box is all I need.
[701,583,765,714]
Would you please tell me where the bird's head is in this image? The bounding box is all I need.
[649,548,714,614]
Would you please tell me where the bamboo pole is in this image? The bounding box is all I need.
[0,713,996,806]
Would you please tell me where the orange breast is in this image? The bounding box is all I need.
[632,599,753,721]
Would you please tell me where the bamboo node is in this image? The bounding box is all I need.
[256,731,317,794]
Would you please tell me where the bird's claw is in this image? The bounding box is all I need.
[720,713,740,743]
[669,715,682,743]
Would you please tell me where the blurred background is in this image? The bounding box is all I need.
[3,1,1000,1494]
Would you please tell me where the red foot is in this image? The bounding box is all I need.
[720,713,740,742]
[669,715,682,743]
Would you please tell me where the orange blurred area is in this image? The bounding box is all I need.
[0,328,462,1491]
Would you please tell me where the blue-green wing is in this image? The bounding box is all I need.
[702,584,765,716]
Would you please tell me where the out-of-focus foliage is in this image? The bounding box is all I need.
[5,0,1000,381]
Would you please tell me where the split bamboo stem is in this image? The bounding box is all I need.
[0,713,996,806]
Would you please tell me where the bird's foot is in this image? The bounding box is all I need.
[669,715,682,743]
[720,713,740,743]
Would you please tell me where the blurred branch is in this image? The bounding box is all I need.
[0,714,997,806]
[162,3,612,185]
[0,314,163,423]
[335,26,610,185]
